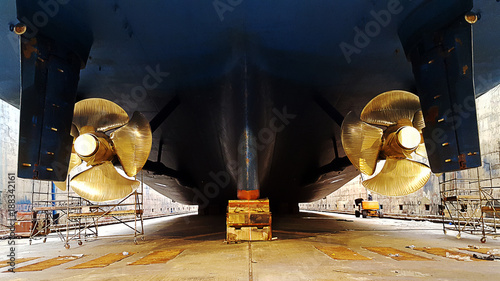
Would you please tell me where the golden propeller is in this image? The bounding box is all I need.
[341,90,431,196]
[54,98,152,201]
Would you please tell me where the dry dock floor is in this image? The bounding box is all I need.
[2,211,500,280]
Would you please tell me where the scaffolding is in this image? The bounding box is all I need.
[27,180,90,245]
[440,165,500,243]
[26,173,145,249]
[61,177,145,249]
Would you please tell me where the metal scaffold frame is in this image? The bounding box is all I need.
[24,172,145,248]
[27,180,91,245]
[62,173,145,249]
[440,164,500,243]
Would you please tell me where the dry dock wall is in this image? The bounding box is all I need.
[302,84,500,217]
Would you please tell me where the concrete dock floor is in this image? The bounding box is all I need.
[2,211,500,280]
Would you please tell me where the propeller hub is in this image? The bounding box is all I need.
[74,134,99,157]
[396,126,421,150]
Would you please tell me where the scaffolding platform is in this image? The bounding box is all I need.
[61,179,145,249]
[24,173,145,248]
[440,165,500,243]
[68,209,143,218]
[25,181,90,244]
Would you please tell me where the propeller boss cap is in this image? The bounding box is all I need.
[396,126,421,150]
[74,134,99,157]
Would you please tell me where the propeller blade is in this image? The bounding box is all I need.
[360,90,421,127]
[70,161,140,202]
[70,123,79,138]
[341,112,383,176]
[111,111,152,177]
[53,181,67,191]
[73,98,129,133]
[53,153,83,191]
[415,143,428,158]
[412,110,425,131]
[362,158,431,196]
